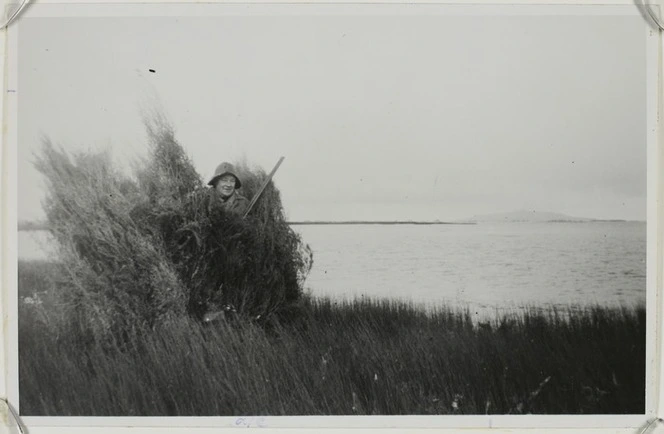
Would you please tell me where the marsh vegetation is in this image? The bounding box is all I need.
[18,120,645,415]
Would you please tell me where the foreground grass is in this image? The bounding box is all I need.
[18,260,645,415]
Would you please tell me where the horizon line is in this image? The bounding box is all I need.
[17,218,646,231]
[287,221,475,225]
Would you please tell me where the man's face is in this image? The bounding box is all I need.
[215,174,236,198]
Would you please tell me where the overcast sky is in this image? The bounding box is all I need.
[17,12,648,221]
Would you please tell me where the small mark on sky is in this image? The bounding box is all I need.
[149,69,156,73]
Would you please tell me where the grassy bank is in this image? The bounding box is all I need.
[18,260,645,416]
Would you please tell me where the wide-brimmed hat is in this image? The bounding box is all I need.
[208,162,242,188]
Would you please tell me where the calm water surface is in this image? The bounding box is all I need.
[294,222,646,311]
[19,222,646,313]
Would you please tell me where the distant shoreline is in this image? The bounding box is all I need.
[287,221,476,226]
[18,221,473,230]
[18,219,645,231]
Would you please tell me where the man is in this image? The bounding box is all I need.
[207,162,250,216]
[203,162,250,323]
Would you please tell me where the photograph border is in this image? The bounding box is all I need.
[1,1,662,432]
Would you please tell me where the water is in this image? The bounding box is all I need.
[293,222,646,312]
[19,222,646,313]
[19,231,57,261]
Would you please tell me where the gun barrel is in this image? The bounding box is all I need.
[242,156,285,219]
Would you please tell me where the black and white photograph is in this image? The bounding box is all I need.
[9,3,655,420]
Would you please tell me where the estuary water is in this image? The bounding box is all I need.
[19,221,646,314]
[293,221,646,313]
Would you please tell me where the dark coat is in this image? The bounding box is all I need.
[208,189,250,216]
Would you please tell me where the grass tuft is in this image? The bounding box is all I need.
[32,118,312,344]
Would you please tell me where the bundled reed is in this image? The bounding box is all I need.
[35,118,312,344]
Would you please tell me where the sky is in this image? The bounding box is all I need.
[17,11,649,222]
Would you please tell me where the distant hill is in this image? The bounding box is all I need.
[469,210,596,223]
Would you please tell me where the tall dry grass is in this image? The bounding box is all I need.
[33,118,312,345]
[18,259,646,415]
[22,117,644,416]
